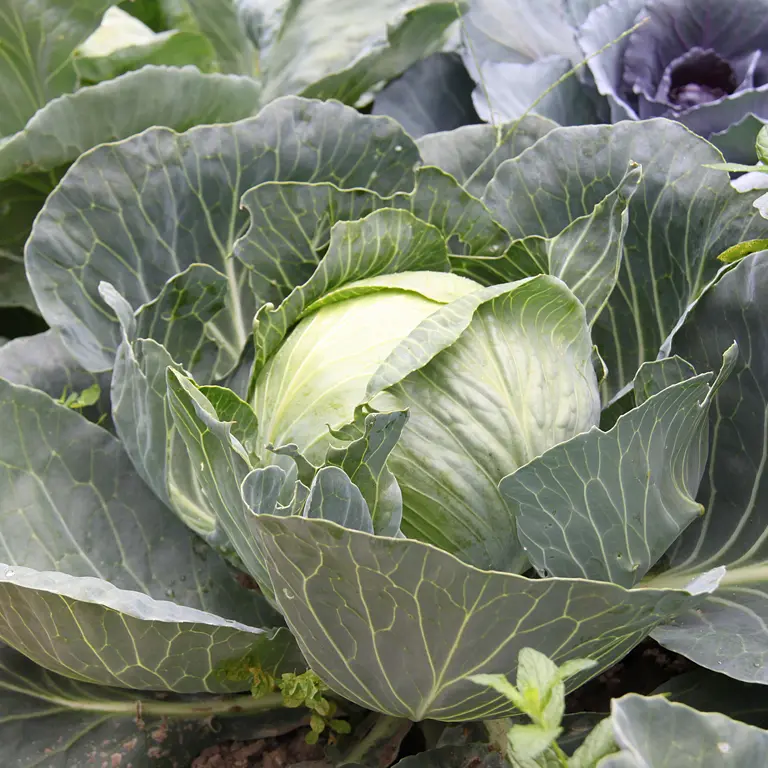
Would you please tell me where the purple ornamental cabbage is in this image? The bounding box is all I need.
[463,0,768,161]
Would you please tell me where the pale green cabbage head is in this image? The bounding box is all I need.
[251,270,600,570]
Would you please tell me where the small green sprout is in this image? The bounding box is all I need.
[58,382,101,410]
[219,658,351,745]
[469,648,617,768]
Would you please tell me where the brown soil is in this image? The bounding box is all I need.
[192,727,324,768]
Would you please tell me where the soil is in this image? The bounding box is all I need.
[192,727,324,768]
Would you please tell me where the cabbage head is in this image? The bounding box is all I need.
[0,97,765,747]
[462,0,768,162]
[251,269,600,570]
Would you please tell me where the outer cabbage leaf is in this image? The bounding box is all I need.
[0,66,261,180]
[416,117,556,198]
[233,169,509,310]
[501,348,735,587]
[0,329,111,427]
[105,278,229,543]
[483,118,764,400]
[454,165,641,326]
[166,369,275,592]
[372,52,480,139]
[0,374,298,691]
[259,0,462,103]
[602,694,768,767]
[253,514,714,721]
[0,565,286,692]
[0,644,306,768]
[0,65,261,314]
[0,0,113,137]
[648,251,768,683]
[26,97,420,372]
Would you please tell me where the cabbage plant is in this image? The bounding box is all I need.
[462,0,768,163]
[1,96,767,763]
[0,0,461,319]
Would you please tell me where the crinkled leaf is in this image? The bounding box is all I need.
[405,167,512,256]
[603,694,768,768]
[483,119,764,400]
[166,370,272,592]
[199,384,260,460]
[261,0,460,102]
[633,356,698,404]
[650,251,768,682]
[0,644,307,768]
[234,170,508,308]
[455,165,640,325]
[253,514,710,721]
[416,117,556,198]
[241,465,293,518]
[372,52,480,139]
[503,348,736,587]
[26,97,419,372]
[234,182,383,308]
[326,410,406,537]
[303,466,374,534]
[134,264,231,379]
